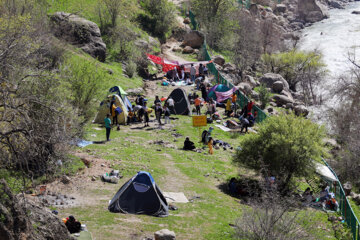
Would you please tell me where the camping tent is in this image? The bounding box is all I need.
[108,171,169,217]
[94,94,128,124]
[109,86,133,112]
[208,84,238,103]
[168,88,191,115]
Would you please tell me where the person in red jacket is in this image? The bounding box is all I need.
[247,100,254,113]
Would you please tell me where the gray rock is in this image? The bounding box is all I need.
[272,81,284,93]
[269,102,277,107]
[267,107,274,113]
[329,0,344,9]
[280,90,294,101]
[352,194,360,205]
[182,46,194,54]
[213,55,226,66]
[293,104,309,116]
[297,0,329,23]
[135,39,149,49]
[290,22,305,30]
[272,94,294,106]
[126,87,144,95]
[244,75,257,88]
[50,12,106,62]
[285,103,293,109]
[61,175,71,184]
[183,30,204,49]
[251,91,260,101]
[344,182,352,196]
[154,229,176,240]
[183,17,191,24]
[260,73,289,90]
[222,63,236,73]
[172,46,182,52]
[352,10,360,15]
[237,82,252,95]
[274,4,287,14]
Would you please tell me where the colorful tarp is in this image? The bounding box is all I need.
[146,53,212,73]
[215,87,238,103]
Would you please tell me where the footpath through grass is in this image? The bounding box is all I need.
[59,115,339,240]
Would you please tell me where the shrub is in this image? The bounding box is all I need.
[258,84,271,109]
[124,61,137,78]
[233,113,327,193]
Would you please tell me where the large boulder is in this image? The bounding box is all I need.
[0,180,74,240]
[154,229,176,240]
[352,11,360,15]
[272,81,284,93]
[297,0,329,23]
[50,12,106,62]
[237,82,252,95]
[343,182,352,196]
[222,63,237,73]
[328,0,344,9]
[272,94,294,106]
[244,75,257,88]
[260,73,289,90]
[294,104,309,116]
[182,30,205,48]
[213,55,226,66]
[274,4,287,14]
[182,46,194,54]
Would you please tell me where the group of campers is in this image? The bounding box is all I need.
[163,64,208,87]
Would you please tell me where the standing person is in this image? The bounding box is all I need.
[167,96,175,114]
[225,98,232,117]
[200,83,207,101]
[104,114,112,141]
[138,95,144,106]
[207,100,213,117]
[164,105,171,124]
[172,67,179,82]
[232,93,237,115]
[190,64,196,86]
[208,137,214,155]
[154,96,161,105]
[194,95,201,115]
[247,100,254,114]
[155,102,163,125]
[143,102,149,127]
[199,63,204,77]
[180,66,185,81]
[111,103,118,126]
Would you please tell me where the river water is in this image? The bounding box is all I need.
[298,2,360,125]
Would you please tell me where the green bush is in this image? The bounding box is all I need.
[258,84,271,109]
[124,61,137,78]
[233,113,327,193]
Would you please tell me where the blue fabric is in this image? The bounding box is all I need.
[124,96,133,111]
[134,171,155,186]
[115,107,123,114]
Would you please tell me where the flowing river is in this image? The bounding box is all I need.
[298,2,360,125]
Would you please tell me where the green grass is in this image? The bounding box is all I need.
[57,114,339,240]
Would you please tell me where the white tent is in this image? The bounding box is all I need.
[314,162,337,182]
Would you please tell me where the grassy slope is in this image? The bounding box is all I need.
[58,114,337,240]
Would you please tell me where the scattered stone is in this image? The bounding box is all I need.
[61,175,71,184]
[352,11,360,15]
[101,163,106,167]
[81,158,91,168]
[126,87,144,96]
[204,173,210,177]
[182,46,194,54]
[91,176,97,181]
[182,30,204,49]
[213,55,225,66]
[272,94,294,106]
[293,104,309,117]
[154,229,176,240]
[183,17,190,24]
[156,149,162,151]
[328,215,337,222]
[172,46,182,52]
[267,107,273,113]
[274,4,287,14]
[343,182,352,196]
[329,0,344,9]
[297,0,329,23]
[50,12,106,62]
[260,73,289,90]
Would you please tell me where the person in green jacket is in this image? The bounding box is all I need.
[104,114,112,141]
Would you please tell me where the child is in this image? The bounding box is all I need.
[104,114,111,141]
[208,137,214,155]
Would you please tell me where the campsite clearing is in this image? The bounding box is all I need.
[54,115,339,240]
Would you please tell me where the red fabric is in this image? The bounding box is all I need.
[247,101,254,112]
[162,63,178,73]
[146,54,163,65]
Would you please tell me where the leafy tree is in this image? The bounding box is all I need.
[191,0,236,49]
[233,114,327,193]
[138,0,176,42]
[262,50,326,104]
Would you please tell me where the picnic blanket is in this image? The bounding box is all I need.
[215,124,231,132]
[163,192,189,203]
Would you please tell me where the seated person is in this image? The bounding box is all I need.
[65,215,81,234]
[319,185,330,202]
[183,137,195,150]
[325,197,339,211]
[127,109,135,125]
